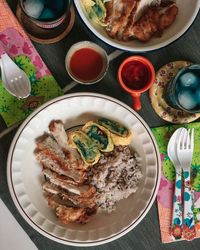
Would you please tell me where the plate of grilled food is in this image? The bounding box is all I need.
[7,93,161,246]
[75,0,200,52]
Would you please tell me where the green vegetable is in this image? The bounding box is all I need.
[97,118,129,137]
[82,0,108,26]
[70,131,100,165]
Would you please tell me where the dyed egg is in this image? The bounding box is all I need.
[178,90,198,110]
[179,72,198,89]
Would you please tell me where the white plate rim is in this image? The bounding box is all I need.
[74,1,200,52]
[7,92,161,246]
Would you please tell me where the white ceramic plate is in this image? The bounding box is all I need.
[75,0,200,52]
[7,93,161,246]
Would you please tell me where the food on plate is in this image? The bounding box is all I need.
[96,117,132,145]
[82,0,108,26]
[89,145,142,212]
[35,135,87,183]
[82,0,178,42]
[69,130,101,166]
[122,1,178,42]
[48,120,84,166]
[35,118,142,224]
[82,121,114,152]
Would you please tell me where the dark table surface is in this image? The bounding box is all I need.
[1,1,200,250]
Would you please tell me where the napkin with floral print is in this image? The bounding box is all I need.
[152,122,200,243]
[0,1,63,127]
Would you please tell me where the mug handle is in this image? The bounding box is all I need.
[131,93,141,111]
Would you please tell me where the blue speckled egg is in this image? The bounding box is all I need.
[178,90,198,110]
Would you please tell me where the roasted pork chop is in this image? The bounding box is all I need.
[35,125,97,224]
[35,136,87,184]
[105,0,138,39]
[104,0,178,42]
[126,2,178,41]
[47,197,97,224]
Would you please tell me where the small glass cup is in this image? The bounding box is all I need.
[165,64,200,113]
[65,41,109,85]
[20,0,71,29]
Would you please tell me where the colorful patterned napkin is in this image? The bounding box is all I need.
[152,122,200,243]
[0,1,63,127]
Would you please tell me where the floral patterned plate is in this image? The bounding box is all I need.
[149,61,200,124]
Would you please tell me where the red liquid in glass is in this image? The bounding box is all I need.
[121,61,150,90]
[69,48,104,82]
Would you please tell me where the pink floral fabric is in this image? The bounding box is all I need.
[0,28,48,78]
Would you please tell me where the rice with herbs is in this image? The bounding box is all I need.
[88,145,143,213]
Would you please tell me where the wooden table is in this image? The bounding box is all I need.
[1,1,200,249]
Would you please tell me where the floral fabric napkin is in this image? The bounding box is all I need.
[0,1,63,127]
[152,122,200,243]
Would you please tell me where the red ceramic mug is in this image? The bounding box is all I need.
[118,56,155,111]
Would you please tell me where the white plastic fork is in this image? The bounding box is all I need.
[0,53,31,99]
[177,128,196,241]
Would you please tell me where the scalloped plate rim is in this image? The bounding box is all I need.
[7,92,161,246]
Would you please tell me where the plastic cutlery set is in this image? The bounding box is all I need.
[168,128,195,241]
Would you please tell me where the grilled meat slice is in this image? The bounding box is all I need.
[36,149,87,184]
[36,135,66,161]
[125,2,178,42]
[48,120,69,149]
[105,0,138,39]
[45,193,78,207]
[104,0,178,42]
[159,2,178,30]
[43,169,79,186]
[43,169,96,197]
[105,0,126,38]
[116,0,139,40]
[122,0,155,40]
[43,181,96,208]
[49,120,86,170]
[35,136,87,184]
[56,206,97,224]
[47,197,97,224]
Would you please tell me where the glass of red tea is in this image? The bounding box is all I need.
[65,41,109,84]
[118,56,155,111]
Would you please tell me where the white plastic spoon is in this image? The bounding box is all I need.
[0,53,31,99]
[167,127,186,240]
